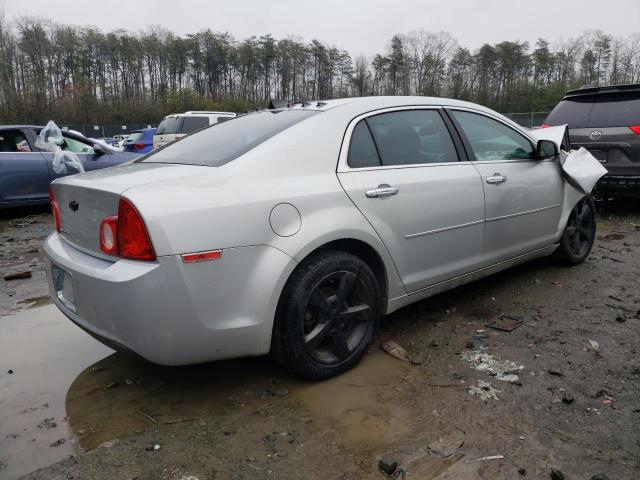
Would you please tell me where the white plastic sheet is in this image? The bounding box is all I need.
[35,120,85,174]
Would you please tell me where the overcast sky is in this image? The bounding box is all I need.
[2,0,639,55]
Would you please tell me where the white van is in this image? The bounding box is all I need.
[153,111,236,149]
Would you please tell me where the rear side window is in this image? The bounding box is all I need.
[348,122,380,168]
[156,117,181,135]
[452,111,534,161]
[181,116,209,134]
[588,94,640,127]
[142,110,318,167]
[366,110,458,166]
[545,99,594,128]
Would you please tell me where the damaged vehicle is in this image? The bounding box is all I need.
[543,83,640,197]
[43,97,606,379]
[0,125,139,208]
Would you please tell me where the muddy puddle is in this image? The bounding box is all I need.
[0,305,112,479]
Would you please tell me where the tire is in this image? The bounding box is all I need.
[271,250,381,380]
[554,195,596,265]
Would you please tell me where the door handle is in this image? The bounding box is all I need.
[366,184,399,198]
[486,173,507,184]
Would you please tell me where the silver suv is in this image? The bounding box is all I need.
[153,111,236,149]
[544,84,640,196]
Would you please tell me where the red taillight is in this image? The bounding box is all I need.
[134,143,145,150]
[98,198,156,261]
[181,250,222,263]
[99,216,118,255]
[541,123,553,128]
[50,186,61,232]
[629,125,640,135]
[117,198,156,261]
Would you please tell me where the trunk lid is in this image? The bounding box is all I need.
[51,163,210,258]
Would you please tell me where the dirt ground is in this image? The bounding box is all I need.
[1,201,639,480]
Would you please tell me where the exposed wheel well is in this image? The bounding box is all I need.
[303,238,388,305]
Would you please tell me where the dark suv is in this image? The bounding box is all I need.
[544,84,640,196]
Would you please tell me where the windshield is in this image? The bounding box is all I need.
[156,117,181,135]
[141,110,318,167]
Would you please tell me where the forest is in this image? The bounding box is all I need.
[0,14,639,125]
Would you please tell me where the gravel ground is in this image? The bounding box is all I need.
[1,200,639,480]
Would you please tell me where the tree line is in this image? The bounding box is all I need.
[0,14,639,125]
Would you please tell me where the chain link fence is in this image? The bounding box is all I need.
[504,112,550,128]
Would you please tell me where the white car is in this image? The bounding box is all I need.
[44,96,605,379]
[153,111,236,149]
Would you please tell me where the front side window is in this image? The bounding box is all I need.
[0,130,31,152]
[366,110,458,166]
[451,111,534,161]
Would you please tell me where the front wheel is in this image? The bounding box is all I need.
[555,195,596,265]
[271,251,381,380]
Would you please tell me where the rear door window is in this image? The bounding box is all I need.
[142,110,317,167]
[181,116,209,134]
[126,132,145,142]
[366,110,459,166]
[348,121,381,168]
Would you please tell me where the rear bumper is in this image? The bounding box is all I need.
[597,175,640,195]
[43,233,297,365]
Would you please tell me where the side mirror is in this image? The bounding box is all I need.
[93,143,107,156]
[536,139,558,159]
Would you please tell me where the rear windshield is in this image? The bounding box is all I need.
[126,132,145,142]
[181,116,209,133]
[141,110,318,167]
[547,93,640,128]
[156,117,181,135]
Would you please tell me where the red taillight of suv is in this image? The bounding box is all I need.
[50,186,61,232]
[99,198,156,261]
[134,143,145,150]
[629,125,640,135]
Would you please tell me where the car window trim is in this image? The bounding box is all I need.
[445,107,539,163]
[338,106,466,173]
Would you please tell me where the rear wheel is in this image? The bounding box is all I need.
[271,251,381,380]
[555,195,596,265]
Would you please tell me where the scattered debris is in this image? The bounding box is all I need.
[381,340,412,363]
[602,256,624,263]
[590,474,610,480]
[468,380,501,401]
[464,455,504,463]
[486,314,523,332]
[615,315,626,323]
[518,467,527,475]
[99,439,119,448]
[562,392,575,404]
[427,428,465,458]
[461,349,524,383]
[49,438,66,447]
[266,387,289,396]
[37,418,57,430]
[588,339,600,352]
[548,368,563,377]
[103,381,118,391]
[4,271,32,281]
[465,341,475,349]
[7,369,13,374]
[378,458,398,475]
[137,409,158,425]
[145,444,161,451]
[410,352,425,365]
[550,468,565,480]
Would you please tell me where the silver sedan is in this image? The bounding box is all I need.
[43,96,602,379]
